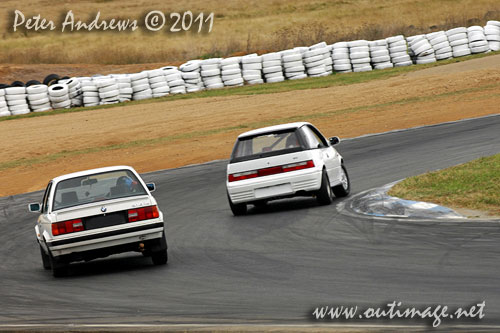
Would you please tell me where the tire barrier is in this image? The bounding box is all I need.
[180,60,205,92]
[27,84,52,112]
[242,54,264,84]
[332,42,352,73]
[485,20,500,51]
[262,52,285,83]
[1,22,499,117]
[369,39,393,70]
[5,87,30,115]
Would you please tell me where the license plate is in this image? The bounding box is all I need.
[254,183,293,199]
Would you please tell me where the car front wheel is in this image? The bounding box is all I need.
[332,164,350,197]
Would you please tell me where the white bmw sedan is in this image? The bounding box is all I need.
[226,122,350,215]
[29,166,167,277]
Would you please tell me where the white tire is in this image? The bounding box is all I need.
[181,72,199,80]
[435,46,453,55]
[353,66,372,72]
[446,27,467,36]
[222,74,242,81]
[334,64,352,71]
[130,72,147,81]
[262,66,282,74]
[7,99,28,106]
[5,94,27,101]
[6,87,26,95]
[350,57,371,64]
[201,69,220,77]
[283,60,303,69]
[149,76,167,84]
[452,44,470,52]
[334,59,351,65]
[99,90,119,99]
[349,51,370,59]
[389,45,407,53]
[224,78,244,86]
[471,45,490,53]
[147,69,164,78]
[49,94,70,103]
[332,52,350,60]
[304,54,324,63]
[242,69,261,76]
[83,91,99,97]
[221,68,241,76]
[448,33,468,42]
[390,51,409,58]
[243,74,262,81]
[469,40,488,48]
[165,73,183,81]
[150,82,168,89]
[394,60,413,67]
[203,77,223,86]
[285,65,306,73]
[83,96,100,104]
[266,76,285,83]
[484,26,500,35]
[282,53,302,62]
[416,58,436,64]
[168,79,185,87]
[307,67,327,75]
[432,41,450,51]
[452,48,471,57]
[133,93,153,100]
[152,86,170,94]
[388,40,407,48]
[28,93,48,101]
[486,35,500,42]
[82,85,98,92]
[51,99,71,109]
[10,107,31,115]
[262,53,281,61]
[429,35,448,45]
[392,54,412,63]
[132,84,150,93]
[0,110,12,117]
[489,41,500,51]
[350,46,369,54]
[206,83,224,90]
[26,85,48,94]
[99,84,119,93]
[371,55,391,63]
[436,52,453,60]
[347,40,368,48]
[242,63,262,70]
[303,49,323,58]
[131,78,149,87]
[373,62,394,70]
[220,57,240,66]
[32,105,52,112]
[241,56,262,64]
[386,35,405,44]
[370,49,389,57]
[265,71,284,79]
[29,97,50,106]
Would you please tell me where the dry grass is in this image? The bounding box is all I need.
[389,154,500,216]
[0,0,499,64]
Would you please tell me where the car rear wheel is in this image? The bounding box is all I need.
[49,255,68,277]
[39,245,51,270]
[316,170,333,205]
[151,249,168,265]
[332,165,350,197]
[228,194,247,216]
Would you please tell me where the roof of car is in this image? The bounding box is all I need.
[51,165,137,183]
[238,122,311,138]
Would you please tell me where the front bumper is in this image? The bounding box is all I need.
[46,221,165,257]
[227,168,322,204]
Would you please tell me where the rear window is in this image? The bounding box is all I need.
[52,170,147,211]
[231,129,305,162]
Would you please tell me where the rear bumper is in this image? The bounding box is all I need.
[227,168,322,203]
[46,221,165,258]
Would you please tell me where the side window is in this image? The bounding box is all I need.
[300,126,322,149]
[308,126,328,147]
[42,182,52,213]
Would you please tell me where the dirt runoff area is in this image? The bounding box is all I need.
[1,55,499,196]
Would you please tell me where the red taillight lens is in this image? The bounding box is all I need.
[51,219,84,236]
[228,160,315,182]
[128,205,159,222]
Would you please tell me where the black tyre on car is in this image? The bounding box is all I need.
[316,169,333,205]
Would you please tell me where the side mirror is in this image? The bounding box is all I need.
[29,203,41,213]
[146,183,156,192]
[329,136,340,146]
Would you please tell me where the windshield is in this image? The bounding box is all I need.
[231,129,305,162]
[52,170,147,211]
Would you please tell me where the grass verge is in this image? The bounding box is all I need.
[389,154,500,216]
[1,51,498,123]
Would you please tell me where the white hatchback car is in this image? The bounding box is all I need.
[226,122,350,215]
[29,166,167,277]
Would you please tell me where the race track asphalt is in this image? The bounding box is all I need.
[1,114,500,329]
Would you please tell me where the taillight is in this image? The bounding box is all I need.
[228,170,258,182]
[52,219,84,236]
[128,205,159,222]
[228,160,315,182]
[282,160,315,172]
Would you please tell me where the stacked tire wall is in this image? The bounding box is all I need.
[0,21,499,117]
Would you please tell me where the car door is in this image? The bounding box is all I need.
[38,181,53,250]
[306,125,340,183]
